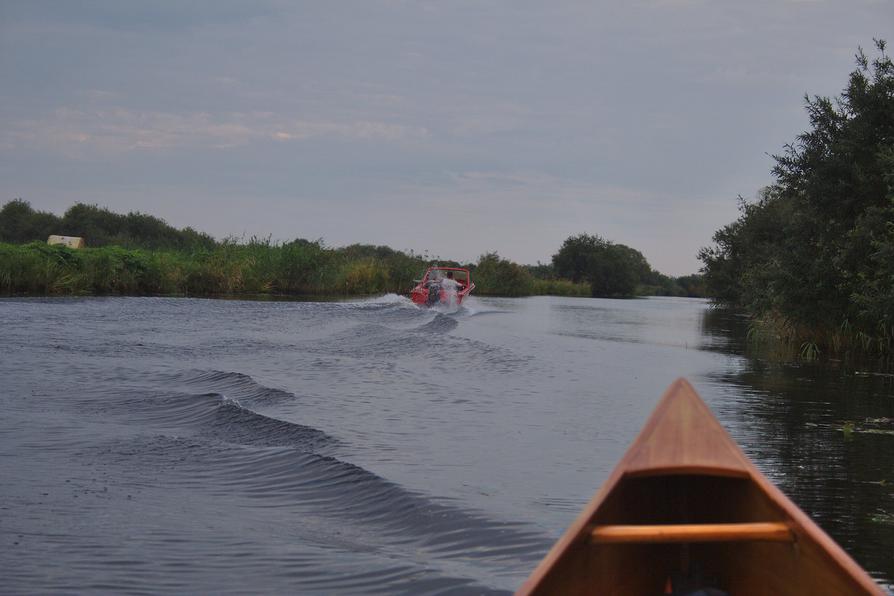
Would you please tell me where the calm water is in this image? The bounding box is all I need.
[1,295,891,593]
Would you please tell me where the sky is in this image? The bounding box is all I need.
[1,1,891,275]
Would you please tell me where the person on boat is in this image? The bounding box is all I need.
[440,271,461,307]
[425,271,442,305]
[440,271,460,292]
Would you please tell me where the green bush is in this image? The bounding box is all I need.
[699,40,894,356]
[473,252,534,296]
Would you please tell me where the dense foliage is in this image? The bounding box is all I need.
[471,252,533,296]
[0,241,588,298]
[0,201,701,298]
[0,240,426,296]
[0,199,216,250]
[552,233,642,297]
[552,233,702,298]
[699,41,894,355]
[638,271,707,298]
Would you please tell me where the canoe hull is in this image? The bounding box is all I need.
[517,379,883,596]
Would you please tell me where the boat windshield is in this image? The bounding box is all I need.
[429,269,468,284]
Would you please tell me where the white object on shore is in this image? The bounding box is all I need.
[47,235,85,249]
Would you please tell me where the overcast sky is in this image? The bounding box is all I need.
[1,1,890,275]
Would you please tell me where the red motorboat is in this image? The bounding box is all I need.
[410,266,475,307]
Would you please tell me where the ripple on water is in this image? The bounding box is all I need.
[2,295,892,592]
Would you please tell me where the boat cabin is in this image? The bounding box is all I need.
[419,267,470,288]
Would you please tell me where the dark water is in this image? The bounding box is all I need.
[1,295,891,593]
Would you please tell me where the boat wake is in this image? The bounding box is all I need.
[353,292,418,308]
[6,366,549,594]
[1,296,548,595]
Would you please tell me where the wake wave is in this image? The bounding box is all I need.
[85,369,550,578]
[2,297,547,594]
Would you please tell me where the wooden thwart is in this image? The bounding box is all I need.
[590,522,794,544]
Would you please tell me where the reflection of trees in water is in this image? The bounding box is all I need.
[700,309,894,586]
[698,307,750,354]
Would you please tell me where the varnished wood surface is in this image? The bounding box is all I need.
[516,378,884,596]
[590,522,793,544]
[622,379,751,478]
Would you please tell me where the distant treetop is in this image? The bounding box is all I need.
[0,199,216,251]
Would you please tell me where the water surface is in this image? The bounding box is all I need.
[1,295,891,593]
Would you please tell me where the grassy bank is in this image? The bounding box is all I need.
[0,241,595,298]
[1,199,703,300]
[0,241,425,297]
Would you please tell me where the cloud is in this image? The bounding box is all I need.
[1,0,888,275]
[2,108,429,155]
[0,0,278,33]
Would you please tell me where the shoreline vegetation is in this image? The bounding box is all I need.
[0,201,704,300]
[0,238,591,298]
[699,40,893,360]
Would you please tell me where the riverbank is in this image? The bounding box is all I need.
[0,241,591,298]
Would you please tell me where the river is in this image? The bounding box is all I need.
[1,295,891,593]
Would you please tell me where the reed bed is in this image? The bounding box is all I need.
[0,241,587,299]
[746,313,894,362]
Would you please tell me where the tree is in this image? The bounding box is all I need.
[525,261,556,280]
[588,243,640,297]
[0,199,60,243]
[0,200,217,251]
[552,233,607,283]
[675,274,706,298]
[553,233,654,298]
[474,252,534,296]
[699,40,894,351]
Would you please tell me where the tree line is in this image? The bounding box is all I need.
[0,201,702,298]
[0,199,216,251]
[699,40,893,356]
[548,233,704,298]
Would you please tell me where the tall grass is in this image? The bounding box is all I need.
[746,312,894,362]
[0,241,424,297]
[0,241,606,299]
